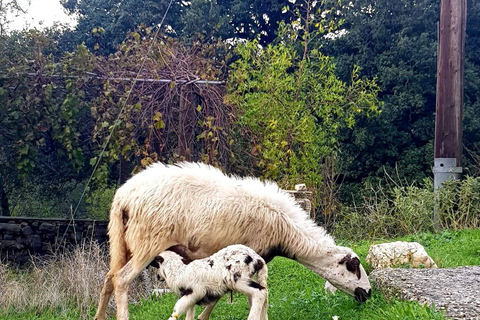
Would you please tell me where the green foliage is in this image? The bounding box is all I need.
[321,0,439,195]
[84,186,115,220]
[334,176,480,241]
[227,38,380,192]
[0,29,100,217]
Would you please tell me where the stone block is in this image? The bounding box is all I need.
[4,234,14,240]
[22,226,33,236]
[0,240,19,249]
[0,223,21,233]
[39,222,56,233]
[28,235,43,249]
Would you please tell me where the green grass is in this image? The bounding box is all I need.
[3,228,480,320]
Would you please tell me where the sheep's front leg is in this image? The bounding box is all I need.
[168,291,204,320]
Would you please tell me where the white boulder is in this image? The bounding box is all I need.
[366,241,437,270]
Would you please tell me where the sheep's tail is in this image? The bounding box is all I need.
[107,199,129,274]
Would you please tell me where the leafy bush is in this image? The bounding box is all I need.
[85,186,116,220]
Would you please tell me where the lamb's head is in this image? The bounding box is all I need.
[322,246,371,302]
[149,250,185,280]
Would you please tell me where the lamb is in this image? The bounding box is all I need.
[94,162,371,320]
[149,244,268,320]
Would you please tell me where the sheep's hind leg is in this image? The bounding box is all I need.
[94,271,114,320]
[115,244,172,320]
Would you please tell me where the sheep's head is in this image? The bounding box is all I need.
[321,246,371,302]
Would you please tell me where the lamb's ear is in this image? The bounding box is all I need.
[339,253,361,280]
[149,256,164,269]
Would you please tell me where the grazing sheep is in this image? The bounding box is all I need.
[150,245,268,320]
[94,162,371,320]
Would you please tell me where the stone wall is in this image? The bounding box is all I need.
[0,216,108,265]
[0,189,312,266]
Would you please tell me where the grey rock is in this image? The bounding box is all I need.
[370,266,480,320]
[0,223,21,233]
[39,223,56,232]
[22,226,33,236]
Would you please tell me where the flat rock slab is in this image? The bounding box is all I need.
[370,266,480,320]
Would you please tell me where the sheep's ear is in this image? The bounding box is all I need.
[338,254,361,280]
[149,256,164,268]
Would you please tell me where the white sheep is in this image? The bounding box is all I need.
[150,244,268,320]
[94,162,371,320]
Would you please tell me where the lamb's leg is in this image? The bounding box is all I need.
[197,300,219,320]
[94,271,114,320]
[168,291,205,320]
[260,289,269,320]
[185,306,196,320]
[236,281,268,320]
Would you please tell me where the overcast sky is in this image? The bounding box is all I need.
[9,0,76,31]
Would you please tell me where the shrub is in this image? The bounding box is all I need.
[333,176,480,241]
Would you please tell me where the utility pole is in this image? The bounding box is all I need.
[433,0,467,228]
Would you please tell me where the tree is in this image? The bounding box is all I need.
[90,31,233,180]
[318,0,440,199]
[0,0,28,35]
[0,30,97,216]
[226,21,380,204]
[60,0,183,54]
[320,0,480,199]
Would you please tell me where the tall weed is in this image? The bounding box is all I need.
[0,242,154,319]
[334,176,480,241]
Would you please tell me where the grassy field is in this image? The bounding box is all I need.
[1,228,479,320]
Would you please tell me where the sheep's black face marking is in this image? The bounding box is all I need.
[261,244,295,263]
[233,272,241,282]
[354,287,371,303]
[253,260,264,273]
[244,255,253,265]
[208,259,214,267]
[180,287,193,297]
[149,256,164,268]
[248,280,265,290]
[226,265,232,270]
[339,254,361,280]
